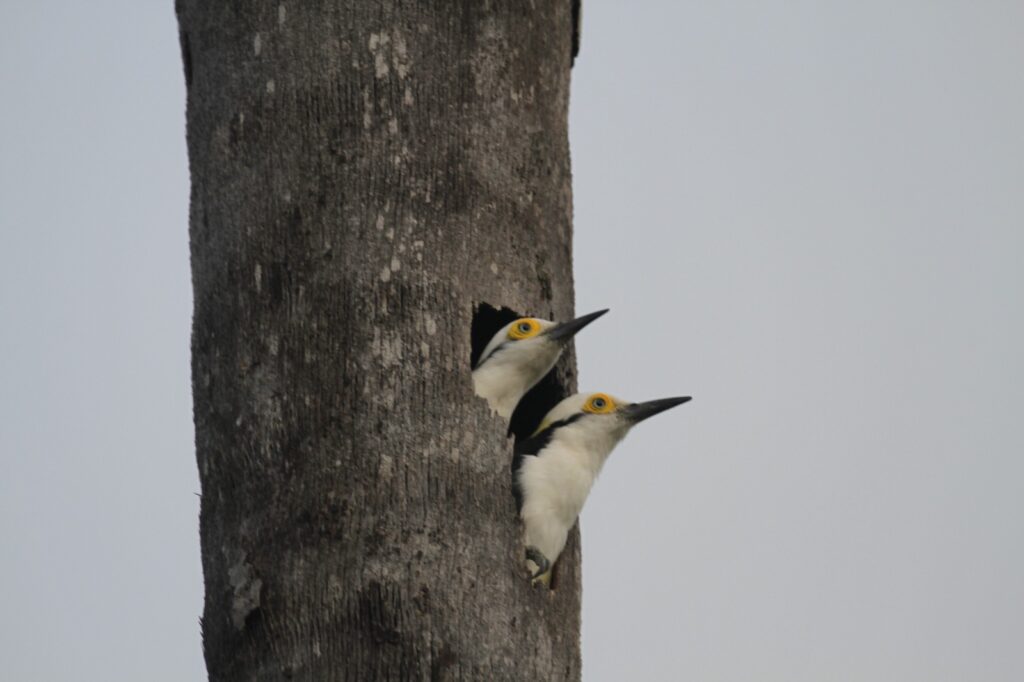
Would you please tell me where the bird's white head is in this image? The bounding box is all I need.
[472,309,609,419]
[534,391,693,460]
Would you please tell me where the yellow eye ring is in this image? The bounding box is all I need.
[508,318,541,340]
[583,393,616,414]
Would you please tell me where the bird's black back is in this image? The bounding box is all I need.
[507,370,568,441]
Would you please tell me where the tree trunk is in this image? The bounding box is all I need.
[177,2,581,680]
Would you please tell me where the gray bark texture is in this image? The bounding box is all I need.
[177,2,582,680]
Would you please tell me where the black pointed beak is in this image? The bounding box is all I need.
[544,309,610,343]
[622,396,692,423]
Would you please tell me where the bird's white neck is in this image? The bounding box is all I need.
[550,419,628,477]
[472,342,561,419]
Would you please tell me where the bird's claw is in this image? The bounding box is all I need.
[525,546,551,580]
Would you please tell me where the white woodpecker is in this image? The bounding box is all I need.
[472,309,608,419]
[513,391,692,586]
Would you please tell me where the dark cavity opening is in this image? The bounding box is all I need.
[470,302,573,443]
[470,302,520,371]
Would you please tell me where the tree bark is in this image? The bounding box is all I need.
[177,2,581,680]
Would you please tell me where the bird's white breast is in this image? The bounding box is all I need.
[518,422,622,564]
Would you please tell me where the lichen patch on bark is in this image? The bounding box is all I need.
[227,553,262,631]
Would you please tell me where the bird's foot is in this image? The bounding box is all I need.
[525,546,551,581]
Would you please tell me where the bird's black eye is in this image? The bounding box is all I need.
[583,392,615,414]
[508,318,540,340]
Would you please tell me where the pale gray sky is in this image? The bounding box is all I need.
[2,2,1022,681]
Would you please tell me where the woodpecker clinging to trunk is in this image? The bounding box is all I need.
[513,391,692,586]
[472,309,608,419]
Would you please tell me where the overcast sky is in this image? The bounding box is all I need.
[2,2,1022,681]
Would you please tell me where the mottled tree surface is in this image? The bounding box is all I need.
[177,2,581,680]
